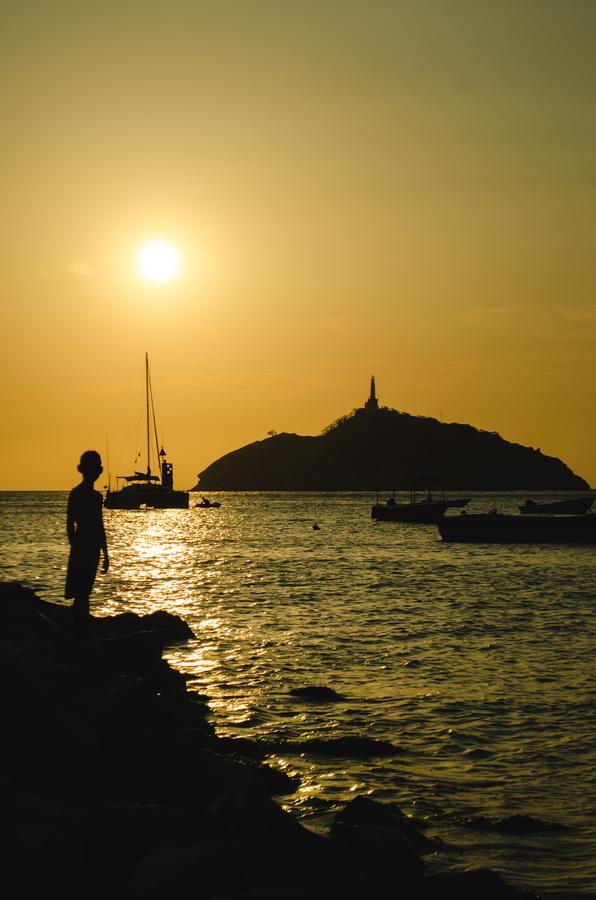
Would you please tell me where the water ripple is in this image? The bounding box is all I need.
[1,490,595,894]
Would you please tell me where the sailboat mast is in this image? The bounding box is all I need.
[145,352,151,477]
[147,360,162,481]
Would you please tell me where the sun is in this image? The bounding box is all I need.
[137,239,181,282]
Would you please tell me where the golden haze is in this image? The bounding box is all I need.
[1,2,594,489]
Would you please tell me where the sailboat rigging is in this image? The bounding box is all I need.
[104,354,189,509]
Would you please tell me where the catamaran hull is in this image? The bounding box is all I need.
[104,488,189,510]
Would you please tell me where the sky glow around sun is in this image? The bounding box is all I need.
[1,2,596,489]
[138,240,181,282]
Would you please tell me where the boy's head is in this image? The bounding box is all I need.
[78,450,103,481]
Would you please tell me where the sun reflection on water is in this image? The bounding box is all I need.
[3,491,595,893]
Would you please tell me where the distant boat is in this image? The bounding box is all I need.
[372,497,449,523]
[372,478,471,523]
[443,496,472,508]
[519,497,593,515]
[195,497,221,508]
[438,513,596,544]
[104,354,189,510]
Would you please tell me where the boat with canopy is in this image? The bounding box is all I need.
[371,477,471,523]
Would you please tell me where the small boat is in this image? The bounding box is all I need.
[438,512,596,544]
[444,496,473,508]
[195,497,221,508]
[104,354,189,510]
[519,497,593,515]
[372,497,449,523]
[372,478,471,523]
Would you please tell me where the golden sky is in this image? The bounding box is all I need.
[1,1,595,489]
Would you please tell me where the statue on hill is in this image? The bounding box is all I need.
[364,375,379,412]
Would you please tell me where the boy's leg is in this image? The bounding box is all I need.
[72,594,90,630]
[73,594,89,615]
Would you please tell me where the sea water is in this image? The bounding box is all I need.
[1,490,595,896]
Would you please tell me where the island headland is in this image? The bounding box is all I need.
[2,581,541,899]
[193,378,589,491]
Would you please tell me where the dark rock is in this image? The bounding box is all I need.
[329,796,426,881]
[418,867,536,899]
[207,735,271,761]
[112,841,253,900]
[77,802,199,883]
[100,737,238,809]
[214,890,316,900]
[0,780,89,894]
[0,581,68,637]
[288,686,345,702]
[332,796,435,854]
[93,609,195,643]
[201,737,299,796]
[204,776,342,898]
[95,629,167,665]
[282,736,402,758]
[208,773,315,850]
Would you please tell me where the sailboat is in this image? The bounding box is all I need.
[104,354,189,510]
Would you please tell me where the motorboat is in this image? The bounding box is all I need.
[372,497,450,523]
[438,512,596,544]
[372,478,471,523]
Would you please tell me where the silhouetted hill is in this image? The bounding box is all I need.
[194,406,589,491]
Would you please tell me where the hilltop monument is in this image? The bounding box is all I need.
[364,375,379,412]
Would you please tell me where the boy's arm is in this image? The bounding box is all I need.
[66,493,76,545]
[101,539,109,572]
[100,505,109,573]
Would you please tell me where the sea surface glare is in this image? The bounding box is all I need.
[1,491,595,896]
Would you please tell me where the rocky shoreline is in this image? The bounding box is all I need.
[1,581,537,899]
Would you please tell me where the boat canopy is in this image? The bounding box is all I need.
[408,475,446,502]
[119,472,160,482]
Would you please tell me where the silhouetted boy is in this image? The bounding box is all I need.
[65,450,109,625]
